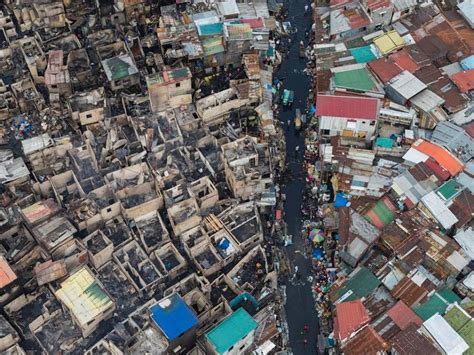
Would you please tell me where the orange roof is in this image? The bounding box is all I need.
[412,139,464,176]
[387,301,423,330]
[335,300,370,340]
[0,256,17,288]
[451,69,474,93]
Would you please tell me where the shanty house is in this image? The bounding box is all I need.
[101,54,140,91]
[205,308,257,355]
[55,267,115,337]
[44,50,71,98]
[150,293,199,352]
[147,67,193,112]
[316,95,380,143]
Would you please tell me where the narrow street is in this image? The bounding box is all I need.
[277,1,320,354]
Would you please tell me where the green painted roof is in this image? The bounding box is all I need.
[349,46,377,63]
[333,68,377,92]
[437,179,459,200]
[206,308,257,354]
[444,306,470,331]
[335,266,381,301]
[458,320,474,355]
[414,287,461,321]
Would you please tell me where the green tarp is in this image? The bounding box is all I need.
[333,68,377,92]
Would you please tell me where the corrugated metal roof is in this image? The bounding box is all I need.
[387,71,427,101]
[423,314,469,355]
[451,69,474,93]
[387,301,423,330]
[206,308,257,353]
[373,31,405,56]
[409,89,444,113]
[217,0,240,16]
[55,267,114,328]
[316,95,379,120]
[412,139,464,176]
[390,50,419,73]
[368,58,403,83]
[431,122,474,163]
[335,300,370,340]
[333,68,379,92]
[391,0,417,11]
[350,46,377,63]
[421,191,458,229]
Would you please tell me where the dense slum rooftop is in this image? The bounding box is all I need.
[312,0,474,352]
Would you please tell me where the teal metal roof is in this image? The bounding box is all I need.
[334,266,381,301]
[414,287,461,321]
[198,23,223,36]
[206,308,257,354]
[350,46,377,63]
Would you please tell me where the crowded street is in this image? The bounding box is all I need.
[276,1,320,353]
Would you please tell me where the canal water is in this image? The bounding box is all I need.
[277,1,320,354]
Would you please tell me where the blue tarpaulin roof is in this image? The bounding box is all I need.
[151,293,199,341]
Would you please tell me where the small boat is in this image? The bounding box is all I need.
[281,89,294,106]
[294,108,302,130]
[299,43,305,58]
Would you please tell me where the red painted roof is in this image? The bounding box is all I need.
[424,158,450,181]
[451,69,474,93]
[316,95,379,120]
[240,18,264,29]
[387,301,423,330]
[390,51,419,73]
[368,58,403,83]
[335,300,370,340]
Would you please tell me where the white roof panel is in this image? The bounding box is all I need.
[423,314,469,355]
[421,191,458,229]
[454,227,474,259]
[403,147,429,164]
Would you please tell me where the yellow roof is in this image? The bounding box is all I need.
[373,31,405,55]
[55,268,113,327]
